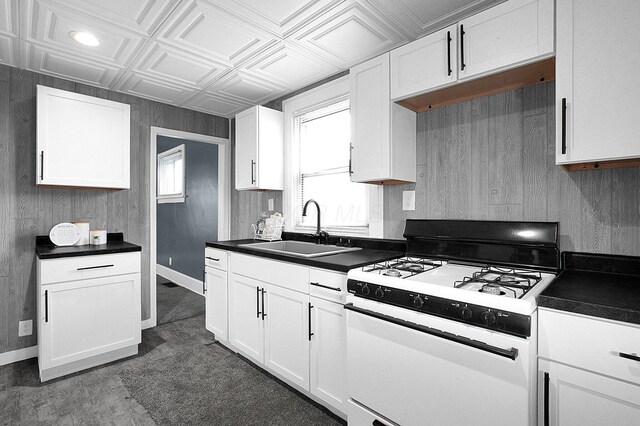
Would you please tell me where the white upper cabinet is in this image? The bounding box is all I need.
[36,85,130,189]
[458,0,554,81]
[390,0,554,103]
[391,24,458,100]
[556,0,640,168]
[235,105,283,190]
[350,53,416,184]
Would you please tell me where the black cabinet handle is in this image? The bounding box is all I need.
[206,256,219,262]
[251,160,256,184]
[40,151,44,180]
[447,30,452,76]
[77,264,114,271]
[620,352,640,362]
[256,286,261,318]
[45,290,49,323]
[202,270,206,294]
[261,289,266,320]
[310,282,342,292]
[460,24,465,71]
[543,371,550,426]
[373,420,388,426]
[308,303,314,341]
[561,98,567,155]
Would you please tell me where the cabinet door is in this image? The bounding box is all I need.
[350,53,390,183]
[556,0,640,164]
[540,361,640,426]
[391,24,458,100]
[263,283,310,390]
[205,268,228,342]
[39,273,141,370]
[228,274,264,363]
[36,85,130,189]
[235,107,258,190]
[458,0,553,81]
[310,296,346,412]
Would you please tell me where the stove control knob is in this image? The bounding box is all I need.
[412,295,424,309]
[481,311,496,326]
[460,306,472,320]
[375,286,385,298]
[361,283,371,296]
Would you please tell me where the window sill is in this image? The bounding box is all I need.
[157,196,185,204]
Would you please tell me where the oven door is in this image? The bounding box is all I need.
[346,302,535,426]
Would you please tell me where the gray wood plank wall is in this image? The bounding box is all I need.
[384,81,640,257]
[0,64,228,356]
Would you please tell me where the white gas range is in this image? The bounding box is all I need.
[345,220,559,426]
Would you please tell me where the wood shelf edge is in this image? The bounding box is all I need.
[397,58,556,112]
[561,158,640,171]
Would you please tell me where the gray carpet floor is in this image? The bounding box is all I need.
[156,275,206,325]
[119,342,343,426]
[0,315,344,425]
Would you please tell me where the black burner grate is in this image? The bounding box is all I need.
[454,266,542,298]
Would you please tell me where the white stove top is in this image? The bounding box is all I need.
[348,260,556,316]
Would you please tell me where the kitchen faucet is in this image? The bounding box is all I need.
[302,199,329,245]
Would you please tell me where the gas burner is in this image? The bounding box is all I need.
[403,263,424,272]
[455,266,542,298]
[382,269,402,277]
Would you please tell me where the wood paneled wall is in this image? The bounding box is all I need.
[0,64,228,356]
[384,81,640,256]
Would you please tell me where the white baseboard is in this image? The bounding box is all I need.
[141,318,155,330]
[0,345,38,367]
[156,264,204,297]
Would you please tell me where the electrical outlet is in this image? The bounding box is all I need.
[402,191,415,211]
[19,320,32,337]
[169,257,172,266]
[268,198,274,211]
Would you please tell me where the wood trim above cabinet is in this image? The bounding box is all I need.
[397,57,556,113]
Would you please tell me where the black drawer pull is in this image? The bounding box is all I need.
[40,151,44,180]
[561,97,567,155]
[310,282,342,292]
[620,352,640,362]
[373,420,388,426]
[261,288,267,320]
[308,303,314,341]
[543,372,550,426]
[77,264,114,271]
[45,290,49,323]
[206,256,220,262]
[256,286,261,318]
[460,24,465,71]
[446,30,452,76]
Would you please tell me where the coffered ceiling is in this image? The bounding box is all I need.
[0,0,502,118]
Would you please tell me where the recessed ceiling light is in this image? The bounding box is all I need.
[69,31,100,47]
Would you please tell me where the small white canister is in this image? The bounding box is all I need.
[90,229,107,245]
[74,222,90,245]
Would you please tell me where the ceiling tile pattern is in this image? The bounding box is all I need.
[5,0,502,118]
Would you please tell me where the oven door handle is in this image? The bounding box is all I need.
[344,303,519,361]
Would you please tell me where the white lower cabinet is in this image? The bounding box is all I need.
[538,308,640,425]
[37,252,141,381]
[228,274,264,364]
[264,283,310,389]
[226,252,347,418]
[310,296,346,412]
[205,266,228,342]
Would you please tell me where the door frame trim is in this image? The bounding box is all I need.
[147,126,230,329]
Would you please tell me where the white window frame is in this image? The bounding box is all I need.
[283,76,383,238]
[157,144,186,204]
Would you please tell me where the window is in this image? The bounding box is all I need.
[283,76,382,237]
[157,144,185,203]
[295,100,369,231]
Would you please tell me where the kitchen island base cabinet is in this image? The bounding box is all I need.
[37,252,141,382]
[539,360,640,426]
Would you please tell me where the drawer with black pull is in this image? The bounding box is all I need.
[39,252,141,284]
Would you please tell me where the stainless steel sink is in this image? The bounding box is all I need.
[239,240,362,258]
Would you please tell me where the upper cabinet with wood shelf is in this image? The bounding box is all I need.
[393,0,554,110]
[350,53,416,184]
[556,0,640,170]
[36,85,130,189]
[235,106,283,191]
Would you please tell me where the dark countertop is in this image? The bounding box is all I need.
[539,252,640,325]
[36,233,142,259]
[206,239,404,273]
